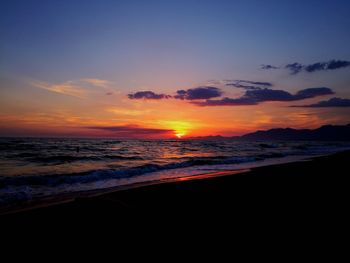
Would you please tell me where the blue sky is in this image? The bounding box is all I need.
[1,0,350,137]
[2,0,350,83]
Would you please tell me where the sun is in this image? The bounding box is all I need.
[158,120,192,139]
[175,132,185,138]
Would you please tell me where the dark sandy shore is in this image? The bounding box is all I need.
[1,150,349,226]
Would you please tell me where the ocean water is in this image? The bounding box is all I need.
[1,138,350,205]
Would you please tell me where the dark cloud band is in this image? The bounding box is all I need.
[86,125,173,135]
[128,91,171,100]
[192,87,334,106]
[226,80,273,90]
[290,97,350,108]
[261,60,350,75]
[128,87,222,101]
[126,83,337,108]
[174,86,222,100]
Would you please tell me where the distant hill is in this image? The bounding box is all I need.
[188,124,350,141]
[240,123,350,141]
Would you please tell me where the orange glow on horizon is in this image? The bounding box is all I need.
[175,132,185,138]
[159,120,193,139]
[1,81,348,138]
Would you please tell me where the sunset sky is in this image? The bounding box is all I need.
[1,0,350,138]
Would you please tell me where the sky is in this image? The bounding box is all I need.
[1,0,350,138]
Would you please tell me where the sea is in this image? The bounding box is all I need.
[1,138,350,205]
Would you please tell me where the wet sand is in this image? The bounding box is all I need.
[1,150,349,226]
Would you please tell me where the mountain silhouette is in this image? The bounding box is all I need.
[240,123,350,141]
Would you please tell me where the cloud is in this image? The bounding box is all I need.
[107,107,152,116]
[241,87,333,102]
[125,83,334,108]
[262,60,350,74]
[174,86,223,100]
[31,80,87,98]
[226,80,273,90]
[86,125,173,136]
[290,97,350,108]
[293,87,335,99]
[81,78,111,87]
[31,78,113,98]
[128,91,171,100]
[305,60,350,72]
[128,87,223,100]
[192,97,258,106]
[285,63,304,75]
[192,87,334,107]
[303,62,326,73]
[261,64,279,70]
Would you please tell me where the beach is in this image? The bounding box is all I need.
[2,150,349,224]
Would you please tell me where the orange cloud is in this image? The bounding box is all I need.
[30,78,115,99]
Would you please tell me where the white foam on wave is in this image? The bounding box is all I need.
[1,142,350,205]
[0,154,316,205]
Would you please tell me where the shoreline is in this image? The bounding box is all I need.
[0,169,249,215]
[1,150,350,218]
[0,153,318,215]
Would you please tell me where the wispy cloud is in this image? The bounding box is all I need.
[192,97,258,106]
[31,78,114,98]
[261,64,279,70]
[81,78,112,88]
[86,125,173,137]
[107,107,152,116]
[261,60,350,75]
[285,63,304,75]
[31,80,87,98]
[226,80,273,90]
[290,97,350,108]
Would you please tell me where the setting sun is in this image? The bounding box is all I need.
[158,120,193,139]
[175,132,185,138]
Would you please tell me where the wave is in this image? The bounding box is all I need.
[1,147,350,205]
[258,143,280,148]
[5,154,144,163]
[3,149,325,190]
[0,154,280,189]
